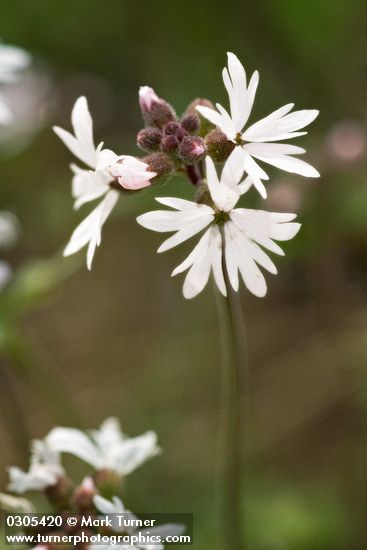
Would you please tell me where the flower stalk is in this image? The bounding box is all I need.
[216,241,249,550]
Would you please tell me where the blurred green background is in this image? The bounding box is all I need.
[1,0,367,548]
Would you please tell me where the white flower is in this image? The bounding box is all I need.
[54,97,155,268]
[0,42,31,125]
[196,52,319,197]
[7,440,64,494]
[46,417,160,476]
[137,150,301,299]
[93,495,185,550]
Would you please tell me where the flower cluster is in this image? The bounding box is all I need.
[0,42,30,125]
[55,52,319,297]
[0,419,182,549]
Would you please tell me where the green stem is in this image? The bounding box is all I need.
[215,259,249,550]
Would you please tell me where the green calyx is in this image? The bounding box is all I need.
[214,210,230,225]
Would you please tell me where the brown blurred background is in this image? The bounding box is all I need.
[1,1,367,548]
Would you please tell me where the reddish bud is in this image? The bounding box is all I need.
[161,134,179,153]
[143,152,175,180]
[137,127,162,152]
[181,114,200,135]
[179,136,206,164]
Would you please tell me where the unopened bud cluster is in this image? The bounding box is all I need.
[137,87,212,171]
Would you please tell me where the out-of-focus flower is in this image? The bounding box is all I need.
[0,42,31,125]
[196,52,319,197]
[0,210,20,248]
[138,150,300,299]
[93,495,185,550]
[7,441,64,494]
[0,493,35,513]
[46,417,160,477]
[326,120,366,163]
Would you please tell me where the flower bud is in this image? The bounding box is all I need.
[44,476,73,511]
[179,136,206,164]
[205,128,235,162]
[72,477,96,513]
[143,152,175,180]
[136,127,162,152]
[185,98,215,136]
[94,469,122,499]
[161,134,179,153]
[181,114,200,135]
[139,86,176,128]
[163,121,181,135]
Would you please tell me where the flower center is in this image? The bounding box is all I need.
[214,210,230,225]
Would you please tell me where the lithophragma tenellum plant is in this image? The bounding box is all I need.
[1,418,184,549]
[52,52,319,549]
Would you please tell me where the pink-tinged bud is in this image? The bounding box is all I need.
[137,127,162,152]
[139,86,176,128]
[161,134,179,153]
[143,152,175,181]
[110,156,156,191]
[205,128,235,162]
[179,136,206,164]
[163,121,181,135]
[139,86,160,110]
[94,468,122,499]
[181,114,200,135]
[72,477,96,513]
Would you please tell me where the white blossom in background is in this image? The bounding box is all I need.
[196,52,319,197]
[0,210,20,248]
[92,495,185,550]
[0,42,31,125]
[53,97,156,268]
[138,150,300,299]
[0,493,34,513]
[46,417,160,476]
[7,440,64,494]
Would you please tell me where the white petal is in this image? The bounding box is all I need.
[53,96,98,168]
[157,214,213,252]
[242,151,268,198]
[195,105,223,127]
[64,190,118,268]
[221,147,247,189]
[206,156,240,211]
[96,148,119,170]
[71,164,111,209]
[243,106,319,142]
[113,432,160,475]
[155,197,210,211]
[46,428,102,468]
[137,208,212,233]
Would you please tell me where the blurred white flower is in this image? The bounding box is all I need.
[0,210,20,248]
[196,52,319,197]
[93,495,185,550]
[46,417,160,476]
[0,492,35,513]
[54,97,155,268]
[138,150,300,299]
[0,42,31,125]
[8,441,64,494]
